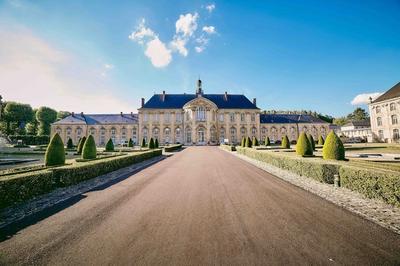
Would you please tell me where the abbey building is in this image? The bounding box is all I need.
[51,80,330,146]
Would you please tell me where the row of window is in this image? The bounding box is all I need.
[376,115,398,126]
[375,103,397,114]
[378,129,399,140]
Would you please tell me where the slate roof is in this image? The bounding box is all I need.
[53,113,138,125]
[142,94,258,109]
[342,120,370,127]
[372,82,400,103]
[260,114,328,124]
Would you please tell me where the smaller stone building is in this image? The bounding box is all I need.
[340,120,371,142]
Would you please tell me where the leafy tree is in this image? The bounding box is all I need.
[77,136,86,154]
[307,134,316,151]
[323,131,345,160]
[128,138,134,147]
[347,107,369,121]
[155,138,159,148]
[105,138,114,151]
[245,136,252,148]
[82,135,97,159]
[333,117,348,126]
[45,133,65,166]
[67,138,73,149]
[317,114,334,123]
[57,111,71,121]
[141,138,146,148]
[318,135,324,145]
[296,132,313,156]
[281,135,290,149]
[264,136,270,146]
[148,138,155,149]
[36,106,57,135]
[2,102,34,135]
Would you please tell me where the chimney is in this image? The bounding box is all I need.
[224,91,228,101]
[141,98,145,107]
[162,90,166,102]
[131,112,133,116]
[120,112,123,116]
[71,112,75,117]
[80,112,84,116]
[253,98,257,106]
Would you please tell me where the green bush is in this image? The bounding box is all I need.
[264,136,270,146]
[105,138,114,152]
[241,137,245,147]
[128,138,134,147]
[45,133,65,166]
[155,138,159,148]
[296,132,313,156]
[281,135,290,149]
[307,134,316,151]
[323,131,345,160]
[245,136,252,148]
[318,135,324,145]
[164,144,182,152]
[148,138,155,149]
[9,135,50,145]
[220,144,236,152]
[67,138,73,149]
[141,138,146,148]
[252,136,259,146]
[82,135,97,160]
[77,136,86,154]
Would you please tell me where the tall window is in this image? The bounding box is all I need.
[144,113,148,122]
[111,128,116,143]
[377,117,382,126]
[186,110,192,121]
[376,106,381,114]
[90,128,96,135]
[100,128,106,145]
[240,113,245,122]
[153,128,159,140]
[230,127,236,143]
[390,103,396,111]
[196,106,206,121]
[392,115,398,125]
[176,113,182,123]
[251,114,255,122]
[164,128,170,143]
[66,127,71,138]
[378,130,384,140]
[154,113,159,122]
[230,113,235,123]
[252,127,257,136]
[164,112,170,123]
[219,113,224,122]
[186,128,192,143]
[176,128,181,143]
[56,127,61,135]
[393,129,399,140]
[220,128,225,142]
[142,128,148,142]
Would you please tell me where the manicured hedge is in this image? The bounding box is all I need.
[220,144,236,152]
[0,149,162,209]
[9,135,50,145]
[164,144,183,152]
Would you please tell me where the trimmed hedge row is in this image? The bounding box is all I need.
[0,149,162,209]
[9,135,50,145]
[236,147,400,207]
[220,144,236,152]
[164,144,183,152]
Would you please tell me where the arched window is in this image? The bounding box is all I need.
[378,130,384,139]
[377,117,382,126]
[251,127,257,136]
[56,127,62,135]
[111,127,116,144]
[89,127,96,135]
[240,113,245,122]
[100,128,106,145]
[175,127,181,143]
[66,127,72,137]
[121,127,127,143]
[393,129,399,140]
[185,127,192,143]
[229,113,235,123]
[302,126,308,133]
[220,128,225,143]
[152,127,159,140]
[280,127,286,134]
[376,106,381,114]
[390,103,396,111]
[210,127,217,142]
[251,114,255,122]
[164,127,170,143]
[391,115,398,125]
[196,106,206,121]
[230,127,237,143]
[142,128,148,142]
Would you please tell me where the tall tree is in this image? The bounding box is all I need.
[25,109,38,135]
[2,102,34,135]
[36,106,57,135]
[347,107,369,121]
[57,111,71,121]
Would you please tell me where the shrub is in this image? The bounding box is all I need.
[164,144,183,152]
[252,136,259,146]
[67,138,73,149]
[318,135,324,145]
[220,144,236,152]
[281,135,290,149]
[296,132,313,156]
[245,136,252,148]
[45,133,65,166]
[264,136,270,146]
[307,134,316,151]
[323,131,345,160]
[141,138,146,148]
[9,135,50,145]
[241,137,246,147]
[82,135,97,159]
[77,136,86,154]
[128,138,134,147]
[155,138,159,148]
[148,138,155,149]
[105,138,114,152]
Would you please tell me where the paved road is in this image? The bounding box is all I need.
[0,147,399,265]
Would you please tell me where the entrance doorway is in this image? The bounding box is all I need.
[197,128,206,145]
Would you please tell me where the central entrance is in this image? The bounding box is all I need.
[197,127,206,145]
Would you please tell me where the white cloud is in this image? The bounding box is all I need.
[101,63,115,77]
[205,4,215,13]
[202,26,216,34]
[195,46,204,53]
[175,13,199,37]
[145,38,172,67]
[351,92,383,105]
[128,19,156,45]
[104,63,114,69]
[194,35,209,52]
[170,37,188,57]
[0,25,134,113]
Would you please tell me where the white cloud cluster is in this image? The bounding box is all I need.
[351,92,383,105]
[129,9,217,67]
[205,3,215,13]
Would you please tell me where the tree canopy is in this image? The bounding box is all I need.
[36,106,57,135]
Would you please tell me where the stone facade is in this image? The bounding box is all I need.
[368,82,400,143]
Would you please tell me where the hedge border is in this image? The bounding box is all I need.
[164,144,183,152]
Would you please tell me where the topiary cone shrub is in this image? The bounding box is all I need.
[245,136,252,148]
[318,135,325,145]
[128,138,133,147]
[296,132,313,156]
[265,136,270,146]
[148,138,155,149]
[307,134,316,151]
[67,138,73,149]
[141,138,146,148]
[281,135,290,149]
[241,137,245,147]
[82,135,97,159]
[323,131,345,160]
[155,138,159,148]
[105,138,114,152]
[45,133,65,166]
[252,136,259,146]
[77,136,86,154]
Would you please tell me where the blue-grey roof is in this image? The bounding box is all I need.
[142,94,258,109]
[53,113,138,125]
[260,114,328,124]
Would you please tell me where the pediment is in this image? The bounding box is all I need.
[183,96,218,110]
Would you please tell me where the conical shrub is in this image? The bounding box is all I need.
[245,136,252,148]
[148,138,155,149]
[105,138,114,151]
[323,131,345,160]
[265,136,270,146]
[155,138,159,148]
[141,138,146,148]
[296,132,313,156]
[67,138,73,149]
[281,135,290,149]
[45,133,65,166]
[307,134,316,151]
[82,135,97,159]
[252,136,259,146]
[128,138,133,147]
[241,137,245,147]
[318,135,324,145]
[77,136,86,154]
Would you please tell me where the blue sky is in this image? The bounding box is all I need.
[1,0,399,116]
